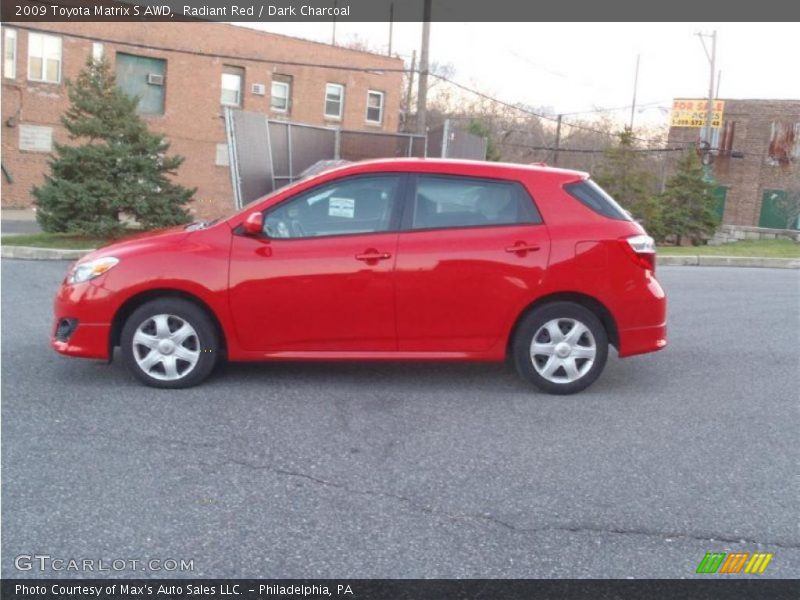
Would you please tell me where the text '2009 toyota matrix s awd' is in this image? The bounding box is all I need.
[52,159,666,394]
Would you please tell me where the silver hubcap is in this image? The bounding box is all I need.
[132,314,200,381]
[530,318,596,384]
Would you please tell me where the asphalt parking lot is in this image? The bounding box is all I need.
[2,260,798,578]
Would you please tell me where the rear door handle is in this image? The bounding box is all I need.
[355,250,392,262]
[505,242,541,254]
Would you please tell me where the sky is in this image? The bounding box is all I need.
[237,22,800,127]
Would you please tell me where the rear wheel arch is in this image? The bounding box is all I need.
[110,289,227,358]
[506,292,619,358]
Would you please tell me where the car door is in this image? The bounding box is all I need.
[395,174,550,353]
[229,174,405,353]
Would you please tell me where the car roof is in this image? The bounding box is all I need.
[321,157,589,183]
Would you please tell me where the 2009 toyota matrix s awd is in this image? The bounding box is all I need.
[52,158,666,394]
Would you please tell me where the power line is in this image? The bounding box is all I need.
[502,142,691,154]
[428,72,677,146]
[12,24,413,74]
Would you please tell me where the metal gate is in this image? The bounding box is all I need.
[427,119,488,161]
[225,108,427,208]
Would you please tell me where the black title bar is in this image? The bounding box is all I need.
[3,579,800,600]
[3,0,800,22]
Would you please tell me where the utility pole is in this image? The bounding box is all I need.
[629,54,640,130]
[715,69,722,98]
[388,2,394,56]
[331,0,338,45]
[696,30,717,144]
[404,50,417,131]
[553,114,563,166]
[416,0,432,135]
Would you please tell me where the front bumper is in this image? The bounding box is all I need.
[51,278,115,361]
[51,321,111,359]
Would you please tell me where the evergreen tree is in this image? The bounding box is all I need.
[594,128,663,237]
[34,57,194,236]
[660,149,719,245]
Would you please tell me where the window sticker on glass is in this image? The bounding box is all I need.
[329,197,355,218]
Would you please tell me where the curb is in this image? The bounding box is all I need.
[1,246,94,260]
[2,246,799,269]
[657,255,800,269]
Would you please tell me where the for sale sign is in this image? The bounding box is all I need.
[670,99,725,128]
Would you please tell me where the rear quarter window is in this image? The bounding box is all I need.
[564,179,632,221]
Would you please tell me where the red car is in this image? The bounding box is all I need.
[52,159,666,394]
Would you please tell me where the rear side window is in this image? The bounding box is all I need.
[564,179,632,221]
[411,175,541,230]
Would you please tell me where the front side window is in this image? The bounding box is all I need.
[221,65,244,107]
[366,90,384,124]
[271,75,291,112]
[412,175,541,230]
[564,179,632,221]
[4,28,17,79]
[28,32,61,83]
[264,175,400,239]
[325,83,344,119]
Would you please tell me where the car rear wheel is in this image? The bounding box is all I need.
[513,302,608,394]
[120,298,218,389]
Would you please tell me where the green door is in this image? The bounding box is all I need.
[759,189,799,230]
[712,186,727,222]
[115,53,166,115]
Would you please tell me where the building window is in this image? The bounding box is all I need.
[92,42,104,62]
[115,52,167,115]
[271,75,291,112]
[366,90,384,124]
[4,28,16,79]
[221,65,244,107]
[28,32,61,83]
[325,83,344,119]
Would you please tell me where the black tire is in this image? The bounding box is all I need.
[120,298,219,389]
[512,302,608,395]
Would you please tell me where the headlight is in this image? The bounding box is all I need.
[67,256,120,284]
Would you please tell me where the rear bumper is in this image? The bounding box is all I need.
[618,322,667,357]
[615,272,667,358]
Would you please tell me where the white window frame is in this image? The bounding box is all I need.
[4,27,17,79]
[92,42,104,62]
[27,32,62,84]
[366,90,384,125]
[221,68,244,107]
[271,80,290,112]
[324,83,344,119]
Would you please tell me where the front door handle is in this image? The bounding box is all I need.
[505,242,541,255]
[355,249,392,262]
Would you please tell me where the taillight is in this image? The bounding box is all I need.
[622,234,656,272]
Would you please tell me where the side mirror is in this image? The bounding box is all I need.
[243,212,263,236]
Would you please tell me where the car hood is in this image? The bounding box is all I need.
[80,225,191,261]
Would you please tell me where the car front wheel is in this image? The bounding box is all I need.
[120,298,218,389]
[513,302,608,394]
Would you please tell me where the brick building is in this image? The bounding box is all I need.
[1,22,404,218]
[667,99,800,230]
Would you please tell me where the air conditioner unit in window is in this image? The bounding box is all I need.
[147,74,165,86]
[251,83,266,96]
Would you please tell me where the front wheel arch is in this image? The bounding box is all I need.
[109,289,227,360]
